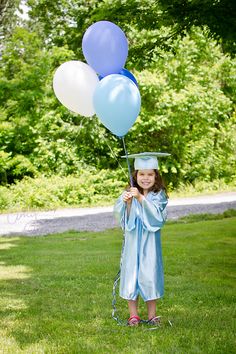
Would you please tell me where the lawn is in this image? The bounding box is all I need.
[0,218,235,353]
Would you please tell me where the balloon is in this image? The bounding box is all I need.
[82,21,128,77]
[93,75,141,137]
[99,68,138,87]
[53,61,99,117]
[119,68,138,87]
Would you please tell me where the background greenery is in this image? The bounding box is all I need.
[0,216,235,353]
[0,0,236,210]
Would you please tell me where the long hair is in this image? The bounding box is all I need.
[130,169,168,196]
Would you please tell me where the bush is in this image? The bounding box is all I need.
[0,151,11,185]
[0,170,236,213]
[0,169,127,212]
[0,152,37,185]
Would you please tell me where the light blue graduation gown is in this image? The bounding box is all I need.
[114,190,168,302]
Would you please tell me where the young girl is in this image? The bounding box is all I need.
[114,152,168,326]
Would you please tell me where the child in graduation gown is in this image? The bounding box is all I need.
[114,152,168,326]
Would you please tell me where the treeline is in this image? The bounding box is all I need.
[0,0,235,190]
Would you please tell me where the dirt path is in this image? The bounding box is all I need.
[1,192,236,236]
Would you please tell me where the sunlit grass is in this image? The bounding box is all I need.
[0,218,235,353]
[0,264,31,280]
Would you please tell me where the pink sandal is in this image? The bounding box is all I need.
[148,316,161,325]
[128,315,141,326]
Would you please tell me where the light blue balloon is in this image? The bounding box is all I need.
[93,74,141,137]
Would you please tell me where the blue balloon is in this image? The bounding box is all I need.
[99,68,138,87]
[82,21,128,77]
[93,75,141,137]
[119,68,138,87]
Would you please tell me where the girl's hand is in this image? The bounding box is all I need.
[123,191,132,204]
[129,187,144,203]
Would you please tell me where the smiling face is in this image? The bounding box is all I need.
[136,169,156,194]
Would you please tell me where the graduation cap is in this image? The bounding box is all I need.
[121,152,171,170]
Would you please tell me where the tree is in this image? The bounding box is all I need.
[0,26,123,183]
[0,1,235,186]
[128,28,236,184]
[158,0,236,56]
[26,0,178,68]
[27,0,236,67]
[0,0,21,41]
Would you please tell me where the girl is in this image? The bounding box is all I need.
[114,152,168,326]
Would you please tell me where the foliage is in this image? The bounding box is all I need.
[128,28,236,185]
[171,177,236,197]
[27,0,236,60]
[0,26,124,183]
[0,218,235,352]
[27,0,172,67]
[0,1,236,189]
[0,172,235,213]
[0,0,20,40]
[158,0,236,55]
[0,151,36,185]
[0,169,127,212]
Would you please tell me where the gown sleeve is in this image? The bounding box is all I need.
[141,190,168,232]
[113,193,137,231]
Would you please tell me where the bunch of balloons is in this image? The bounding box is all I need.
[53,21,141,137]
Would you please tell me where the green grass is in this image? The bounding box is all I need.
[0,218,235,353]
[167,208,236,224]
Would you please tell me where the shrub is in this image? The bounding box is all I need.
[0,169,127,212]
[0,153,37,185]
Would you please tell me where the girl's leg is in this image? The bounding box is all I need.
[146,300,156,320]
[128,299,139,317]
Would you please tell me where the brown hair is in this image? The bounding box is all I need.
[129,169,168,196]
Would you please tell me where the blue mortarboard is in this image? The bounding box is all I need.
[121,152,171,170]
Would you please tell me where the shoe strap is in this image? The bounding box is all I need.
[128,315,141,324]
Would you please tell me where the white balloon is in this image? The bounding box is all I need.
[53,61,99,117]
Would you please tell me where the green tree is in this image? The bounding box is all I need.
[0,26,123,183]
[0,0,21,42]
[0,1,235,187]
[27,0,236,67]
[26,0,178,68]
[128,28,236,185]
[158,0,236,55]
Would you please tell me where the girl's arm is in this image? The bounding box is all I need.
[123,191,132,216]
[113,192,136,231]
[140,191,168,232]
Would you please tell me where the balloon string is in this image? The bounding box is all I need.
[94,131,133,186]
[121,136,133,187]
[101,133,129,180]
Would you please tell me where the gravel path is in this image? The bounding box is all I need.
[0,192,236,237]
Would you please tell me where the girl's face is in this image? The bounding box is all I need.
[136,169,155,193]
